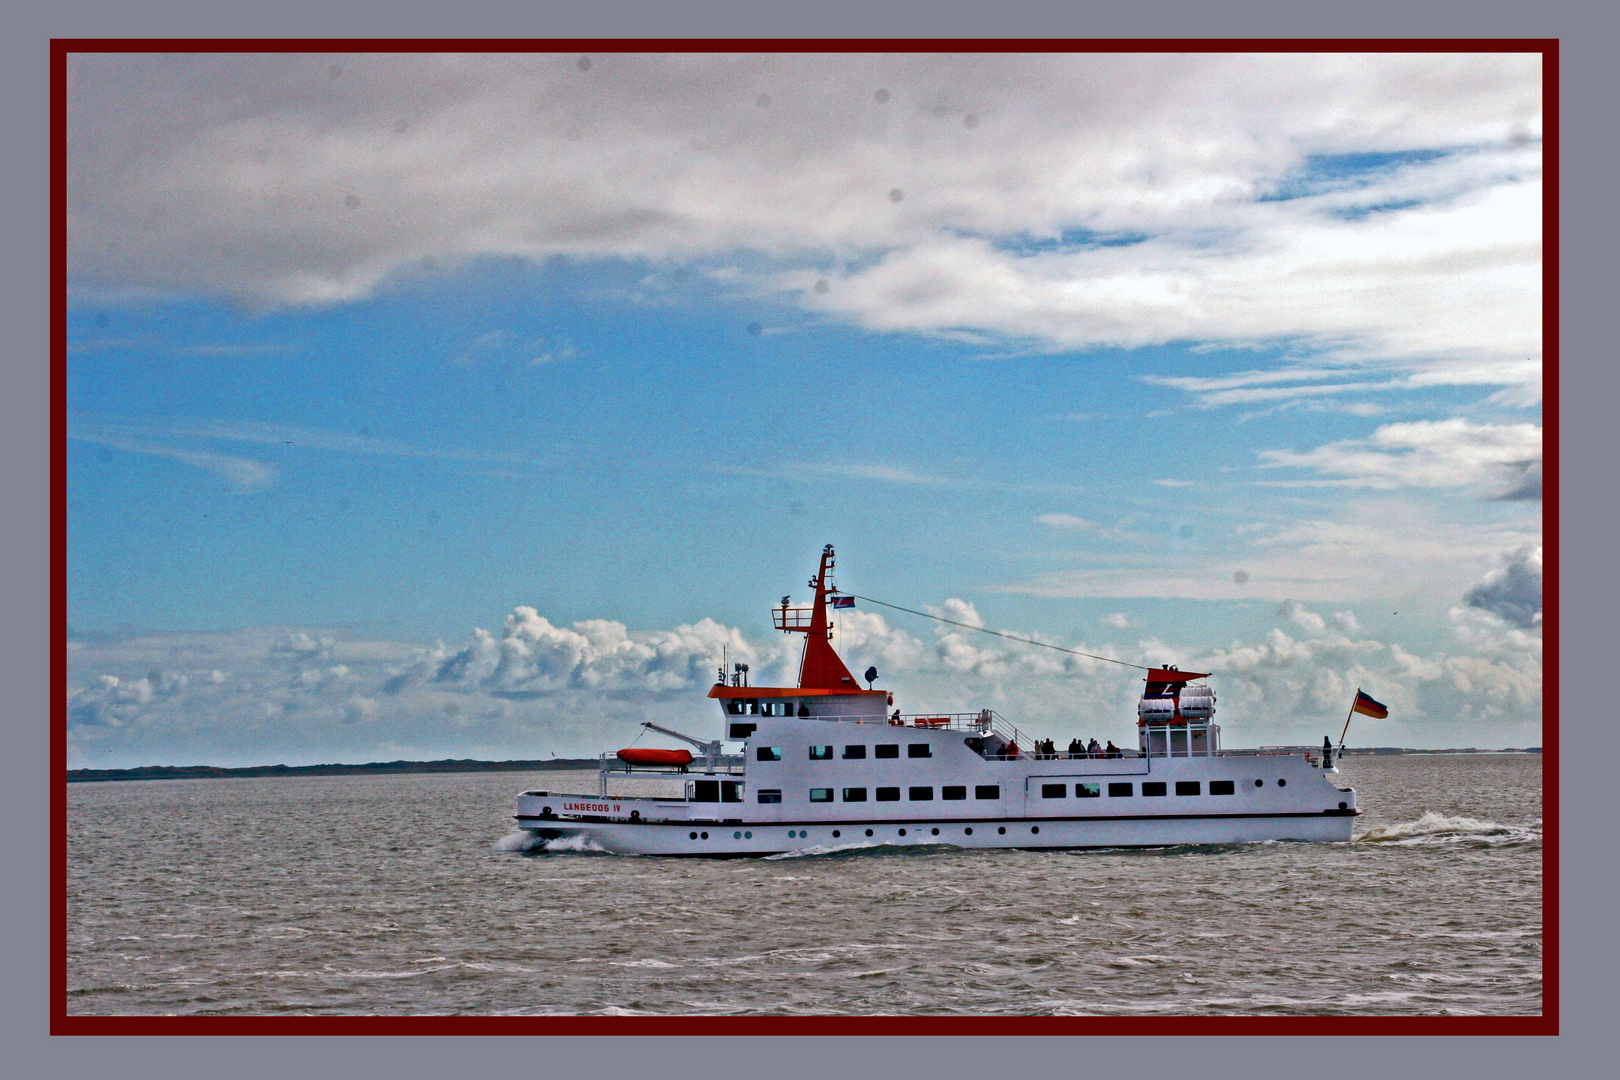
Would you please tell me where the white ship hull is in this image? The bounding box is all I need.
[516,808,1356,857]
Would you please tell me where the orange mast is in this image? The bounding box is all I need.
[779,544,860,691]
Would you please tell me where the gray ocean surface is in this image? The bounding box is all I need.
[66,754,1541,1016]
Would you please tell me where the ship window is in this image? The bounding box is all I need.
[809,745,833,760]
[1176,781,1201,796]
[875,786,900,802]
[1108,782,1133,797]
[746,699,760,715]
[757,789,782,804]
[843,745,867,759]
[974,785,1000,800]
[1076,783,1100,798]
[728,723,756,739]
[1209,780,1235,795]
[909,786,934,801]
[1142,782,1167,797]
[875,744,900,759]
[693,780,719,802]
[908,744,932,758]
[809,788,834,803]
[721,782,743,803]
[757,746,782,761]
[942,785,967,800]
[1041,783,1066,799]
[843,787,868,802]
[726,700,744,715]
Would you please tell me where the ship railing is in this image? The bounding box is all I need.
[772,607,815,631]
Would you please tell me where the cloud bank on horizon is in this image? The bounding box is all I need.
[64,52,1543,764]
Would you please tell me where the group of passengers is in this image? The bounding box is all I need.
[1031,737,1121,759]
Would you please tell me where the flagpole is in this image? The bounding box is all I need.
[1338,691,1358,753]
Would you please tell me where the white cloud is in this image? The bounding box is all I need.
[1463,544,1542,628]
[452,329,576,366]
[69,53,1539,389]
[1258,418,1542,498]
[1101,612,1131,629]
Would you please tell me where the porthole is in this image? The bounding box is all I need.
[1031,826,1040,834]
[1278,779,1287,787]
[865,829,874,837]
[733,831,742,839]
[931,828,939,835]
[745,831,753,838]
[898,828,907,837]
[997,826,1006,835]
[700,831,709,839]
[1338,803,1347,811]
[832,830,841,838]
[689,831,698,839]
[1254,779,1264,788]
[964,827,973,835]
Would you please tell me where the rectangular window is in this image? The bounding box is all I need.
[1142,782,1167,797]
[721,781,743,803]
[809,788,834,803]
[842,745,867,759]
[908,744,933,758]
[975,784,1000,800]
[809,745,833,760]
[757,789,782,804]
[875,786,900,802]
[942,785,967,800]
[726,700,745,715]
[1176,781,1201,796]
[693,780,719,802]
[1076,783,1100,798]
[1108,782,1133,798]
[1209,780,1235,795]
[843,787,868,802]
[875,744,900,759]
[756,746,782,762]
[1041,783,1067,799]
[909,786,934,801]
[728,722,756,739]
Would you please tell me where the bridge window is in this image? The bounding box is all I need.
[909,786,934,801]
[1210,780,1235,795]
[842,745,867,759]
[1108,782,1133,797]
[756,746,782,761]
[942,786,966,800]
[875,744,899,759]
[809,745,833,760]
[809,788,834,803]
[1076,783,1100,798]
[875,786,900,802]
[1041,783,1066,799]
[975,785,1000,800]
[1142,782,1167,797]
[757,789,782,804]
[1176,781,1201,796]
[843,787,867,802]
[908,744,932,758]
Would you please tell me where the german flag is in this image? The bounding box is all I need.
[1351,689,1389,719]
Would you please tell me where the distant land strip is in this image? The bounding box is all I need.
[66,747,1541,783]
[66,758,599,783]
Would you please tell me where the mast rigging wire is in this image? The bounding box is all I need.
[846,594,1152,671]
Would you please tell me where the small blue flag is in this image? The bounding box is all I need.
[830,595,855,609]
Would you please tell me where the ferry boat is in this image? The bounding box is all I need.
[513,546,1359,855]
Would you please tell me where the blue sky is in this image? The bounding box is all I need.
[64,53,1543,765]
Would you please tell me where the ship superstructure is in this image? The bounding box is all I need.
[513,546,1358,855]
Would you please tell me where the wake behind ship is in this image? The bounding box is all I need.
[513,546,1359,855]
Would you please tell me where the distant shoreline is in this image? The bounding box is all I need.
[66,747,1542,783]
[65,758,599,783]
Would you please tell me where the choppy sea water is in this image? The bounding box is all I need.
[66,754,1542,1015]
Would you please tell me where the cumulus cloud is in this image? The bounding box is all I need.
[68,53,1539,392]
[1257,418,1542,498]
[1463,544,1542,628]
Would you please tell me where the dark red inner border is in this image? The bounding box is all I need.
[50,37,1558,1036]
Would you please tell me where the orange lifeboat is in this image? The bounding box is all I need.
[616,748,694,766]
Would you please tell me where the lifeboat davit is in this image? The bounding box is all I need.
[616,747,693,766]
